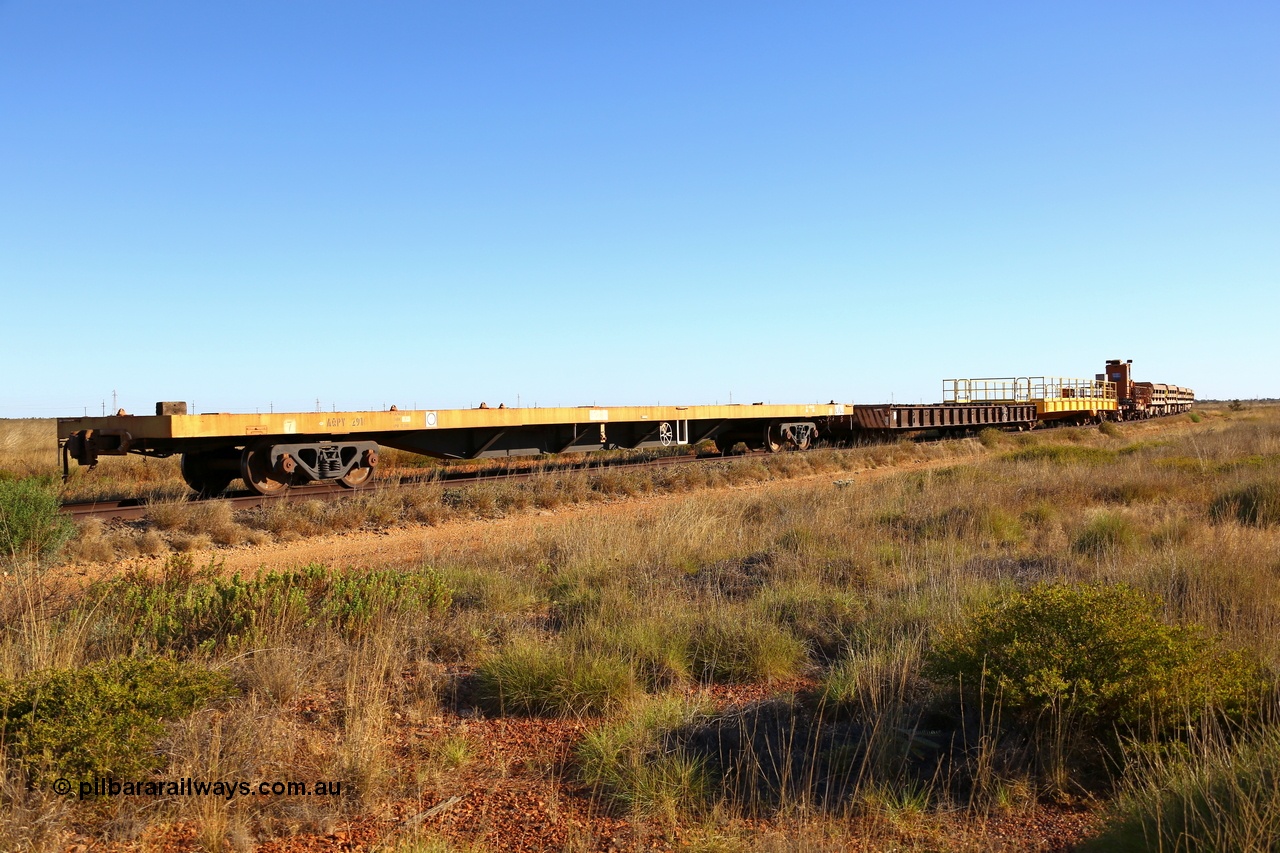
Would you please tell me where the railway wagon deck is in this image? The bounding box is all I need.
[58,402,845,496]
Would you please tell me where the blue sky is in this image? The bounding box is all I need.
[2,2,1276,417]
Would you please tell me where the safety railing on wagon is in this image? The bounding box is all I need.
[943,377,1117,404]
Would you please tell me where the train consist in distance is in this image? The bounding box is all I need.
[1104,359,1195,420]
[57,359,1193,497]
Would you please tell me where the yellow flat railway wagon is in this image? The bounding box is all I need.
[59,401,846,496]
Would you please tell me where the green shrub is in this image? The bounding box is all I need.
[80,558,452,653]
[977,428,1004,449]
[1073,512,1139,556]
[928,583,1262,736]
[0,657,234,782]
[0,478,75,565]
[474,639,637,716]
[1098,420,1123,438]
[1188,411,1203,423]
[1210,483,1280,527]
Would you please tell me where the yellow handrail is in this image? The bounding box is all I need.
[943,377,1116,403]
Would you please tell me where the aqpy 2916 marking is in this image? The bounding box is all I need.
[318,416,364,431]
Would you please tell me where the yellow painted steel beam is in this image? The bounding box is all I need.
[58,402,849,442]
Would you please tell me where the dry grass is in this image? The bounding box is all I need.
[0,419,59,480]
[2,405,1278,849]
[40,432,990,563]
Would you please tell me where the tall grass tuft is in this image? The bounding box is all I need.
[473,638,638,716]
[1210,482,1280,527]
[1084,723,1280,852]
[688,612,807,685]
[1073,512,1139,556]
[578,696,711,819]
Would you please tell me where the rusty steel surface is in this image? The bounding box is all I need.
[1107,359,1194,419]
[846,403,1038,431]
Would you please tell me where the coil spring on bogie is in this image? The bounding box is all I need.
[317,445,343,478]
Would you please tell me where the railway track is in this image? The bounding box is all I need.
[60,448,774,522]
[61,409,1185,524]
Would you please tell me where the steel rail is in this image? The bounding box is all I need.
[59,449,773,522]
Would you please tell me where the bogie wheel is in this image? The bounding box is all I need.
[793,429,813,452]
[240,442,292,496]
[338,448,378,489]
[658,422,674,447]
[338,465,375,489]
[180,453,234,497]
[764,424,784,453]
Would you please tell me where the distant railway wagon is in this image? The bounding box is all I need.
[1103,360,1196,419]
[58,358,1192,496]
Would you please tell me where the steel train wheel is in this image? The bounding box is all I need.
[337,466,375,489]
[240,442,291,496]
[764,424,784,453]
[180,453,234,497]
[658,422,674,447]
[337,447,377,489]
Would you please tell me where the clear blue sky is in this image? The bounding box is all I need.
[2,2,1276,417]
